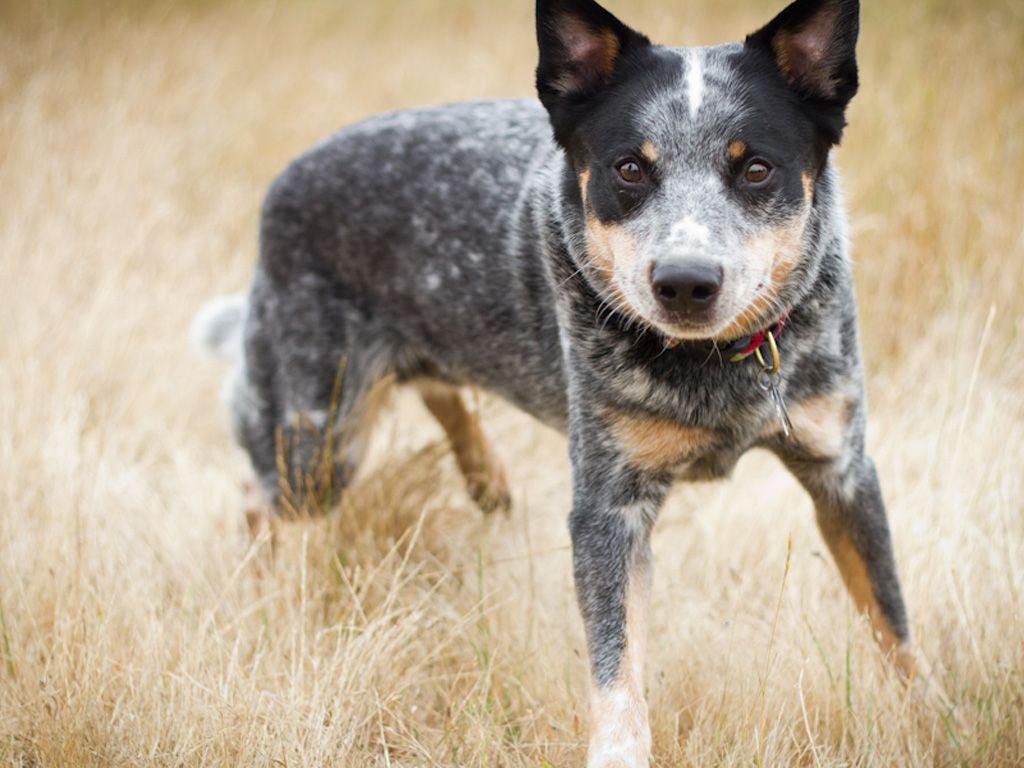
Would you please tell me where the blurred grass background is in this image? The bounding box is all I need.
[1,1,1022,766]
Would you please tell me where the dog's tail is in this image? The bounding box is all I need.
[190,293,247,363]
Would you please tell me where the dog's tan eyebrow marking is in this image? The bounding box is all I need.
[727,140,747,160]
[603,409,714,471]
[640,141,659,164]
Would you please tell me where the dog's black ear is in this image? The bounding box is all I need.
[746,0,859,142]
[536,0,650,144]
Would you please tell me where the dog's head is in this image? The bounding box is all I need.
[536,0,859,341]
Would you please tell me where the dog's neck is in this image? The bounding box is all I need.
[661,312,790,360]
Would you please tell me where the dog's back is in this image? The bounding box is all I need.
[259,98,565,406]
[196,99,569,496]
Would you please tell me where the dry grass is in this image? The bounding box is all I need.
[1,0,1023,765]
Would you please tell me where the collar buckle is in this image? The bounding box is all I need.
[729,313,789,364]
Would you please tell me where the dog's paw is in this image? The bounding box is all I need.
[242,480,280,563]
[586,738,652,768]
[466,465,512,515]
[587,687,652,768]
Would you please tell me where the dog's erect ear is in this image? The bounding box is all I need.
[746,0,859,130]
[536,0,650,144]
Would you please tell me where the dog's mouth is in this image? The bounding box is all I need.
[615,275,778,344]
[582,248,783,344]
[654,316,745,344]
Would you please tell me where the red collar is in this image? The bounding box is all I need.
[726,312,789,362]
[663,311,790,362]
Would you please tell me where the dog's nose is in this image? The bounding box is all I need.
[651,260,723,314]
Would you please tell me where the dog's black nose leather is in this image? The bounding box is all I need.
[651,260,723,314]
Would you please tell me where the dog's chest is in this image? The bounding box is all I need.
[601,361,785,479]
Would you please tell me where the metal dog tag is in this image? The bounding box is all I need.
[760,371,794,440]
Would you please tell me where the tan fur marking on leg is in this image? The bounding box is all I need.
[587,566,651,768]
[420,383,510,513]
[639,140,658,164]
[783,392,852,458]
[604,409,714,471]
[829,534,917,676]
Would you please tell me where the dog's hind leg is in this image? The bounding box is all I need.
[419,382,511,514]
[236,370,388,553]
[267,359,392,516]
[231,271,395,516]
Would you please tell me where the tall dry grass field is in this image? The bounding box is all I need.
[1,1,1022,765]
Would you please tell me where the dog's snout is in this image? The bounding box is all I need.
[650,260,723,314]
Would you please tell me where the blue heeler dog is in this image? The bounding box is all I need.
[195,0,923,763]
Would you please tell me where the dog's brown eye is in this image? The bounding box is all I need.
[744,161,772,186]
[617,159,644,184]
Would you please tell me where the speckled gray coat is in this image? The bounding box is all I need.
[196,1,917,765]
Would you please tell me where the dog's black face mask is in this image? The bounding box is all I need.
[536,0,860,341]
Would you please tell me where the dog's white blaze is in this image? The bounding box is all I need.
[670,216,710,246]
[686,48,705,118]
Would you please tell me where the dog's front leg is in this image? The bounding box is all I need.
[569,420,668,768]
[773,393,916,676]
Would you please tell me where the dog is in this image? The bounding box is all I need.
[195,0,920,764]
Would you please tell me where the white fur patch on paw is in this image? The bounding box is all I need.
[587,686,652,768]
